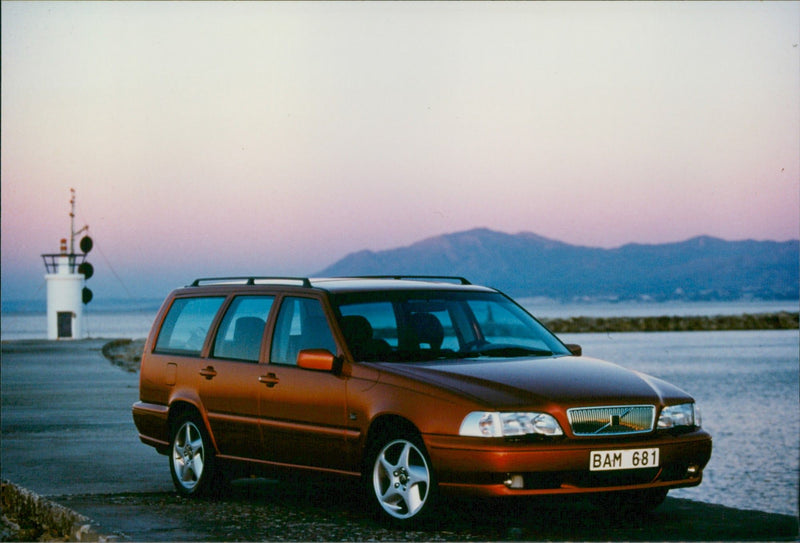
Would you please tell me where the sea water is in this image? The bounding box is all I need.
[1,299,798,516]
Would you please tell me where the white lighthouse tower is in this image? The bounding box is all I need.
[41,189,94,340]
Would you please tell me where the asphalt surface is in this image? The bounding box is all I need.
[1,339,797,541]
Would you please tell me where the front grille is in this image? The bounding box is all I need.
[565,467,660,488]
[567,405,655,436]
[521,467,660,490]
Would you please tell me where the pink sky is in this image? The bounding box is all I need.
[2,2,798,301]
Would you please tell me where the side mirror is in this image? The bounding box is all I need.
[566,344,582,356]
[297,349,339,372]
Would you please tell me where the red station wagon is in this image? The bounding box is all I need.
[132,276,712,523]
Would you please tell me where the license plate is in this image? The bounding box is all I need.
[590,448,660,471]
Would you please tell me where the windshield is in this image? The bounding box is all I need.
[332,290,570,362]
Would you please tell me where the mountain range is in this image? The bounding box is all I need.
[316,228,799,301]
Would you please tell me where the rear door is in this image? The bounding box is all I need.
[199,295,274,460]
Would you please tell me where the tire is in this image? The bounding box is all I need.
[169,414,218,497]
[365,433,436,523]
[594,488,668,515]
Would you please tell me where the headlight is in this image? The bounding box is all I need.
[658,403,701,429]
[459,411,563,437]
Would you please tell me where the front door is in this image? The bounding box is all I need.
[260,296,349,471]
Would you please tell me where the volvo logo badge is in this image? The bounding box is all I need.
[594,408,632,434]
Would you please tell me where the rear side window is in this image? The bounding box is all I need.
[212,296,274,362]
[155,297,225,355]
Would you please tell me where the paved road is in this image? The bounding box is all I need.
[1,340,167,496]
[1,340,797,541]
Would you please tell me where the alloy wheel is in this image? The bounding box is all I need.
[371,438,431,520]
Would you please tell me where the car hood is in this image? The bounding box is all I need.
[368,356,692,409]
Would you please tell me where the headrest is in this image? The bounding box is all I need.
[408,312,444,349]
[341,315,373,344]
[233,317,265,340]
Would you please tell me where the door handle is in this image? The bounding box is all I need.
[259,373,279,388]
[199,366,217,380]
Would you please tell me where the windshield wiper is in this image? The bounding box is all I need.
[467,346,553,358]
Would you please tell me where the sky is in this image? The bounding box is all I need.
[2,1,799,302]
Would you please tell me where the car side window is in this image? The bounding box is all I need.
[154,297,225,355]
[212,296,274,362]
[270,297,336,366]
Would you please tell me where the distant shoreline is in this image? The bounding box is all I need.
[90,312,800,372]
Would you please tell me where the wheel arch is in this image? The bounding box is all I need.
[362,414,424,470]
[366,414,420,441]
[167,400,220,453]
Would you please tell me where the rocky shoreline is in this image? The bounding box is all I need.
[99,312,798,371]
[1,481,99,542]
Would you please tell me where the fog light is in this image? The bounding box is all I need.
[504,474,524,489]
[687,464,699,477]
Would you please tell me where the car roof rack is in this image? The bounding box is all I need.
[190,277,312,287]
[350,275,472,285]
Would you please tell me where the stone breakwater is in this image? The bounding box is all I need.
[100,312,798,370]
[541,311,799,334]
[101,338,145,372]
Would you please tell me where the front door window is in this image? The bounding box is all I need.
[270,297,337,365]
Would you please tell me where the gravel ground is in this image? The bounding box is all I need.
[55,477,799,542]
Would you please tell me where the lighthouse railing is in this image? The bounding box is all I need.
[41,253,86,274]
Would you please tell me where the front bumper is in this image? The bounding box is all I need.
[425,430,712,497]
